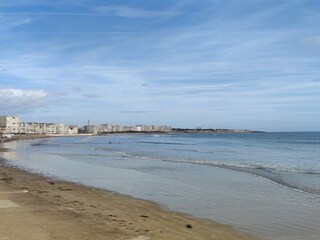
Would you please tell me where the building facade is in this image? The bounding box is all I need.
[0,116,20,133]
[86,123,172,134]
[19,122,78,135]
[0,116,78,135]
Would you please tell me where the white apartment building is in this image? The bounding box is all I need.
[89,124,172,134]
[19,122,47,135]
[0,116,20,133]
[0,116,78,135]
[19,122,79,135]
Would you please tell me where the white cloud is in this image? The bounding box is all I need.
[95,5,178,18]
[0,88,46,98]
[0,15,33,32]
[0,88,47,114]
[11,18,32,27]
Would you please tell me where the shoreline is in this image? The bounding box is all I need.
[0,133,95,143]
[0,155,260,240]
[1,130,262,144]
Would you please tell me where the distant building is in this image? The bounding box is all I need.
[0,115,171,135]
[0,116,78,135]
[0,116,20,134]
[84,125,98,134]
[20,122,79,135]
[69,125,79,135]
[19,122,47,134]
[88,123,172,134]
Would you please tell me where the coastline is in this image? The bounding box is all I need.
[0,157,260,240]
[0,134,51,143]
[0,133,95,143]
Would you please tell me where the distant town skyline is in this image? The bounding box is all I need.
[0,115,172,135]
[0,0,319,131]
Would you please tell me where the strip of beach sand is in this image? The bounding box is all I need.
[0,140,260,240]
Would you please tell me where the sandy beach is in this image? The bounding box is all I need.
[0,156,260,240]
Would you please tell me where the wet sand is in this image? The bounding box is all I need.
[0,159,260,240]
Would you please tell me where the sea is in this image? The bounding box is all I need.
[1,132,320,240]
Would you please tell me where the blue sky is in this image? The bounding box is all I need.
[0,0,319,131]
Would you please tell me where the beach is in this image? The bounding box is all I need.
[1,133,320,240]
[0,159,259,240]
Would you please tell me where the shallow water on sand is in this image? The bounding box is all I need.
[1,133,320,240]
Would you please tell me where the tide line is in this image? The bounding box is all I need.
[0,190,29,194]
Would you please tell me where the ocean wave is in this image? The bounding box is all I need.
[275,140,320,145]
[136,141,194,145]
[31,142,60,147]
[120,152,320,175]
[91,147,320,176]
[172,148,215,154]
[42,140,320,197]
[105,151,320,196]
[55,146,320,177]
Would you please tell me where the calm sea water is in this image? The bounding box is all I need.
[1,132,320,240]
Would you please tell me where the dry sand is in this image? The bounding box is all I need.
[0,158,261,240]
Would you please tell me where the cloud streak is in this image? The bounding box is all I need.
[95,5,178,18]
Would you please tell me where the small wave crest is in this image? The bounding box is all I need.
[172,148,215,154]
[31,141,60,147]
[137,141,194,146]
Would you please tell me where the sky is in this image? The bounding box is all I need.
[0,0,319,131]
